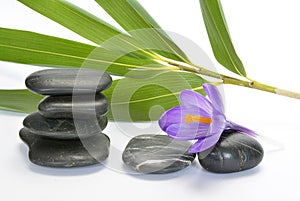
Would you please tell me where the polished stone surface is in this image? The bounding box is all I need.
[198,130,264,173]
[38,93,109,119]
[122,134,196,174]
[23,112,107,139]
[25,68,112,95]
[20,128,110,167]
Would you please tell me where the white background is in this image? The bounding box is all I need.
[1,0,300,200]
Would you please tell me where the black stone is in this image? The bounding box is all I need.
[38,93,109,119]
[122,134,196,174]
[198,130,264,173]
[23,112,108,140]
[25,68,112,95]
[20,128,110,167]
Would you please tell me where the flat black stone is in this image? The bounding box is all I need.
[23,112,108,140]
[198,130,264,173]
[25,68,112,95]
[122,134,196,174]
[38,93,109,119]
[20,128,110,167]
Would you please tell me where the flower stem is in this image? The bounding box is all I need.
[161,56,300,100]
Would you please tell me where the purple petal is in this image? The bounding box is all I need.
[180,90,212,114]
[209,113,227,136]
[188,113,225,153]
[159,106,182,131]
[159,105,211,131]
[203,84,224,114]
[181,105,211,118]
[189,133,221,153]
[227,121,258,137]
[166,123,210,140]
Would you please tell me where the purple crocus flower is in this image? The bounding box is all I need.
[159,84,257,153]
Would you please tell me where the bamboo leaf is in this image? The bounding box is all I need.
[17,0,124,45]
[0,89,42,113]
[95,0,189,62]
[0,72,206,121]
[0,28,166,75]
[0,27,94,67]
[104,72,206,121]
[200,0,247,76]
[17,0,173,61]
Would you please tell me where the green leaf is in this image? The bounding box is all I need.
[200,0,246,76]
[17,0,170,61]
[0,89,42,113]
[104,72,206,121]
[18,0,124,45]
[0,27,94,67]
[95,0,189,62]
[0,28,166,75]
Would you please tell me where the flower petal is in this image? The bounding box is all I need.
[159,106,182,131]
[209,113,227,136]
[189,133,221,153]
[227,121,258,137]
[166,123,209,140]
[159,105,211,131]
[203,84,224,114]
[189,113,225,153]
[180,90,212,114]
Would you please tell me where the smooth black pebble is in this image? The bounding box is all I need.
[25,68,112,95]
[38,93,109,119]
[198,130,264,173]
[20,128,110,167]
[122,134,196,174]
[23,112,108,140]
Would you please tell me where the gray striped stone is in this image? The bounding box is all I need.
[199,130,264,173]
[25,68,112,95]
[38,93,109,119]
[20,128,110,167]
[23,112,107,140]
[122,134,196,174]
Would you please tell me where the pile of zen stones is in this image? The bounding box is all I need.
[20,69,112,167]
[20,68,264,173]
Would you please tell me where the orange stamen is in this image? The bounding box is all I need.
[185,114,212,124]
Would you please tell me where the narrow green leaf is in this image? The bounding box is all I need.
[0,89,42,114]
[104,72,206,121]
[17,0,163,60]
[200,0,246,76]
[18,0,123,45]
[0,28,166,75]
[95,0,189,62]
[0,27,94,67]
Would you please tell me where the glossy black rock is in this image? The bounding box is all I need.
[25,68,112,95]
[23,112,108,139]
[122,134,196,174]
[198,130,264,173]
[20,128,110,167]
[38,93,109,119]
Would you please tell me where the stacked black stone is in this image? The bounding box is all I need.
[20,69,112,168]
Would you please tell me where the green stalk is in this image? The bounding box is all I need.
[223,77,300,99]
[161,56,300,100]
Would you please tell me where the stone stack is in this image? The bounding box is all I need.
[20,69,112,168]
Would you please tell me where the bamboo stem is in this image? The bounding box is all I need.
[161,56,300,100]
